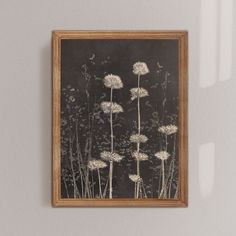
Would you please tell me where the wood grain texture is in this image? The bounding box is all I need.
[52,31,188,207]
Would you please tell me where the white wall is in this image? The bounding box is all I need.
[0,0,236,235]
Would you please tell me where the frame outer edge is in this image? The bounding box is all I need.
[52,31,188,207]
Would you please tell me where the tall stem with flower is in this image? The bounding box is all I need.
[101,74,124,199]
[88,160,107,198]
[109,87,114,199]
[155,151,170,198]
[129,62,149,198]
[157,125,178,198]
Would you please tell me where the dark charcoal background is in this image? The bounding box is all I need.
[60,39,179,198]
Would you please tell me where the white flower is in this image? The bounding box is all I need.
[88,160,107,170]
[100,151,124,162]
[129,174,142,183]
[101,102,123,114]
[132,151,148,161]
[130,134,148,143]
[133,62,149,75]
[103,74,123,89]
[158,125,178,135]
[155,151,170,161]
[130,87,149,100]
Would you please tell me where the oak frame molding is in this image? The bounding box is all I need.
[52,31,188,207]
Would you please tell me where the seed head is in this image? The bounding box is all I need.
[133,62,149,75]
[155,151,170,161]
[103,74,123,89]
[101,102,123,114]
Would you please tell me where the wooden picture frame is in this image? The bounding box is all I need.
[53,31,188,207]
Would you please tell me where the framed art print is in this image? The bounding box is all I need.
[53,31,188,207]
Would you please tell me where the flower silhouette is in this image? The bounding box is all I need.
[129,174,142,183]
[88,160,107,170]
[155,151,170,161]
[132,151,148,161]
[158,125,178,135]
[101,102,124,114]
[88,159,107,199]
[130,87,149,101]
[102,74,123,199]
[100,151,124,162]
[130,134,148,143]
[133,62,149,75]
[103,74,123,89]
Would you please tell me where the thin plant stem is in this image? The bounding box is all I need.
[165,134,168,151]
[97,169,102,198]
[102,178,109,198]
[168,161,175,198]
[109,161,113,199]
[141,182,148,198]
[163,135,168,198]
[174,181,179,199]
[109,87,113,199]
[110,88,114,152]
[85,168,91,198]
[62,175,69,198]
[158,167,162,196]
[69,157,77,198]
[137,74,141,134]
[69,135,80,198]
[159,160,165,198]
[139,183,143,198]
[168,134,176,198]
[91,170,95,198]
[136,159,140,198]
[161,72,168,123]
[136,73,141,198]
[75,120,84,197]
[137,158,140,176]
[162,160,165,195]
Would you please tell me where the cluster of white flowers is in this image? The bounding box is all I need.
[101,102,123,114]
[103,74,123,89]
[132,151,148,161]
[133,62,149,75]
[130,134,148,143]
[130,87,149,100]
[158,125,178,135]
[100,151,123,163]
[129,174,142,183]
[155,151,170,161]
[88,159,107,170]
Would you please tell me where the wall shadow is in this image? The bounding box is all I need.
[193,0,236,208]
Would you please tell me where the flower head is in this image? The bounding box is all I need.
[158,125,178,135]
[132,151,148,161]
[88,160,107,170]
[130,87,149,100]
[155,151,170,161]
[103,74,123,89]
[101,102,123,114]
[130,134,148,143]
[100,151,124,163]
[129,174,142,183]
[133,62,149,75]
